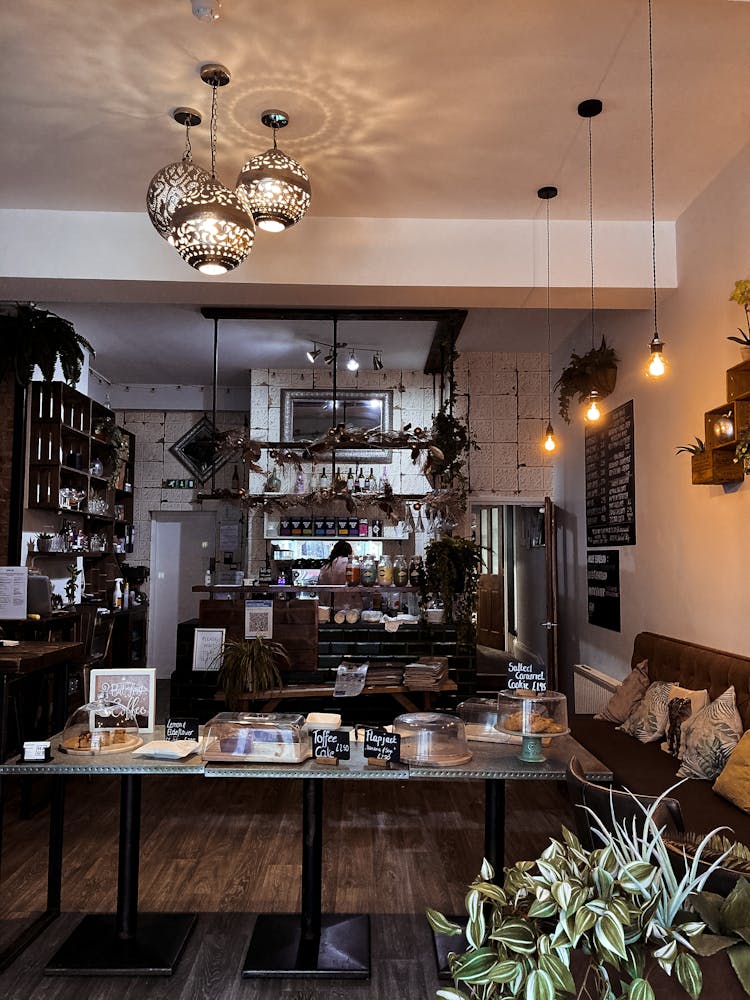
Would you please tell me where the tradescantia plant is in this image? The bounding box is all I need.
[428,792,750,1000]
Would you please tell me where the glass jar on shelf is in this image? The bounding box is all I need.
[393,554,408,587]
[377,553,393,586]
[346,554,361,586]
[361,554,377,587]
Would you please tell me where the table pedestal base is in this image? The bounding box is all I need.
[45,912,197,976]
[242,913,370,978]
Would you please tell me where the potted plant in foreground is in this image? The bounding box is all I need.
[428,794,750,1000]
[218,636,290,710]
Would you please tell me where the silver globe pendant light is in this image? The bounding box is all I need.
[236,110,311,233]
[146,108,210,243]
[171,64,255,275]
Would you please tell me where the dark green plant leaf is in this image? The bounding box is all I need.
[452,947,498,983]
[627,978,655,1000]
[490,919,537,954]
[485,959,522,984]
[525,968,555,1000]
[728,941,750,996]
[674,952,702,1000]
[539,953,575,994]
[594,912,627,961]
[720,879,750,936]
[436,989,472,1000]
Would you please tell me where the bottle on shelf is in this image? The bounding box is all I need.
[264,466,281,493]
[393,554,409,587]
[346,467,354,492]
[379,467,389,490]
[409,556,424,588]
[365,468,375,492]
[113,578,123,610]
[355,467,364,492]
[335,467,344,491]
[231,464,240,492]
[377,552,393,586]
[122,580,130,610]
[318,467,329,490]
[294,469,306,494]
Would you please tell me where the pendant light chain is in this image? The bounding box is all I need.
[183,120,193,162]
[588,116,596,350]
[648,0,659,340]
[209,80,218,179]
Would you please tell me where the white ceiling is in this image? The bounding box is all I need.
[2,0,748,378]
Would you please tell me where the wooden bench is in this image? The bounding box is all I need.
[230,678,458,715]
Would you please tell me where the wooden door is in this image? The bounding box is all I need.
[543,497,559,689]
[477,573,504,649]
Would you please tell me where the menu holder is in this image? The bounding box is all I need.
[312,728,350,767]
[364,728,401,769]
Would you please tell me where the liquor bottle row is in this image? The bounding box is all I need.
[264,464,391,494]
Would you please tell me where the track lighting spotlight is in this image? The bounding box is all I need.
[323,351,335,366]
[373,353,384,371]
[306,345,321,364]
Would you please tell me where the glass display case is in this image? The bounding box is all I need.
[59,697,141,755]
[496,690,569,762]
[202,712,312,764]
[393,711,472,766]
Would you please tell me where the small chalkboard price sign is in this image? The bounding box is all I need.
[165,717,200,742]
[312,728,350,765]
[506,661,547,692]
[364,728,401,768]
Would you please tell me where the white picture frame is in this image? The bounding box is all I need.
[192,627,226,673]
[89,667,157,733]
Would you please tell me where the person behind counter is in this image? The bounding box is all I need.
[317,540,352,585]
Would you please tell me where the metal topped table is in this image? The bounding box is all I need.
[0,729,611,980]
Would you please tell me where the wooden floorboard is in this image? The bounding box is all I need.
[0,772,575,999]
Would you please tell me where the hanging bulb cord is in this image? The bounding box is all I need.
[546,198,552,422]
[648,0,659,341]
[272,124,278,151]
[588,117,596,350]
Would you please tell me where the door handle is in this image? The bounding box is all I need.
[539,620,557,630]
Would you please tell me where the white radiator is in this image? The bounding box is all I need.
[573,663,620,714]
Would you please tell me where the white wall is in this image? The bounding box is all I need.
[556,141,750,680]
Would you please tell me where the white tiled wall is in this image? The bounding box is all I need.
[117,352,553,582]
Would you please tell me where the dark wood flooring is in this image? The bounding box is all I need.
[0,773,574,1000]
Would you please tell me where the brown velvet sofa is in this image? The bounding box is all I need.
[570,631,750,845]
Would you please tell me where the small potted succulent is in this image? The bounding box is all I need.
[728,280,750,360]
[36,532,54,553]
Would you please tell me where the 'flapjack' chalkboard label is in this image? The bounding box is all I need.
[165,717,200,741]
[312,729,350,760]
[364,728,401,762]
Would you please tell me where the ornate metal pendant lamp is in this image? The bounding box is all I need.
[236,110,311,232]
[170,64,256,275]
[146,108,210,243]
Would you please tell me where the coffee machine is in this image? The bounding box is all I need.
[119,563,150,604]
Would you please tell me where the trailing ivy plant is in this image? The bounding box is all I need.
[0,303,94,385]
[93,416,131,488]
[554,337,619,424]
[421,536,483,636]
[428,791,750,1000]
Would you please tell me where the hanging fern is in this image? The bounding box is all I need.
[0,303,94,386]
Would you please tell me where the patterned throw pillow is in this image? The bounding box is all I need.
[595,659,650,724]
[616,681,672,743]
[660,685,710,758]
[677,686,743,781]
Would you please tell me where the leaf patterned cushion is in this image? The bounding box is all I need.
[677,686,743,781]
[616,681,672,743]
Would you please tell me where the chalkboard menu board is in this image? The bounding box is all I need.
[587,550,621,632]
[585,399,636,547]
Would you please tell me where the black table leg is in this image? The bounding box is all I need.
[45,774,196,976]
[0,774,65,972]
[243,777,369,978]
[434,778,507,980]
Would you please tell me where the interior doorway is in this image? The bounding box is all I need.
[473,500,559,691]
[148,511,216,678]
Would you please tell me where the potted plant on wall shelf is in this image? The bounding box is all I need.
[218,636,290,710]
[554,337,619,424]
[729,280,750,361]
[428,797,750,1000]
[421,536,483,634]
[92,416,130,489]
[0,303,93,385]
[734,426,750,473]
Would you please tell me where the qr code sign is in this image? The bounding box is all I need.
[244,600,273,639]
[246,612,271,635]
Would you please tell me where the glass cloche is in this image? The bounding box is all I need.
[496,689,569,762]
[393,711,472,766]
[59,698,141,755]
[202,712,311,764]
[457,697,505,741]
